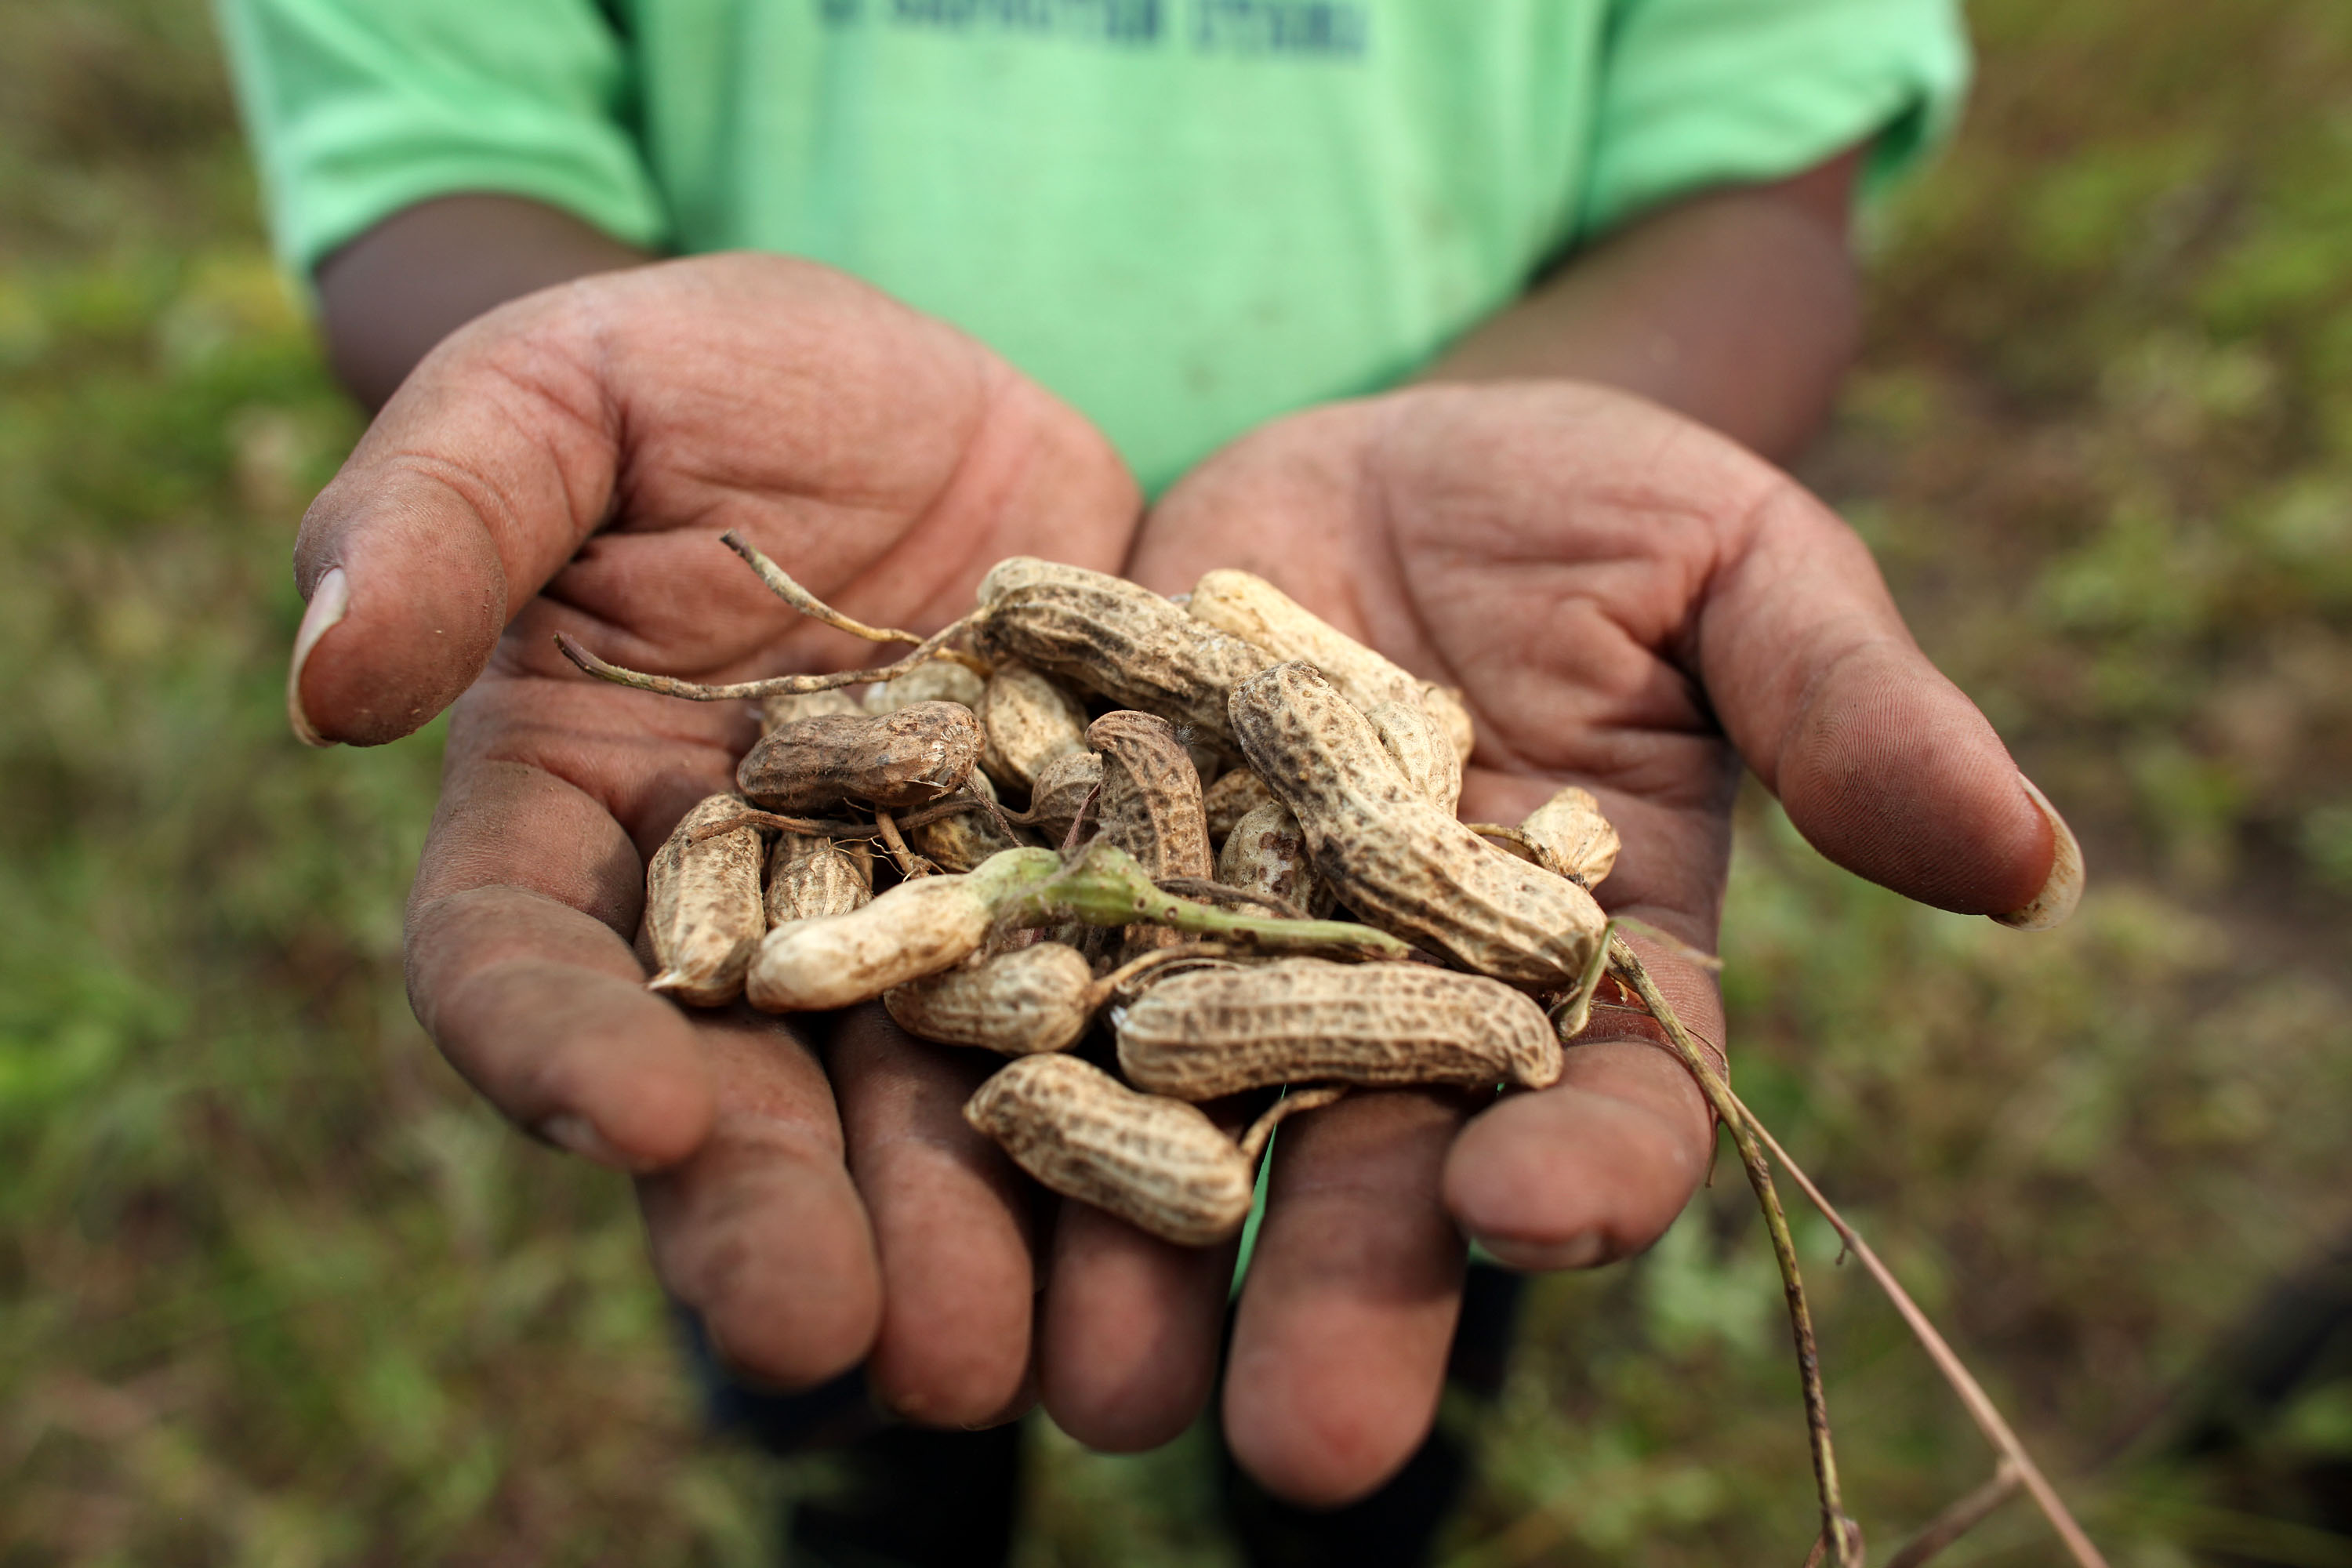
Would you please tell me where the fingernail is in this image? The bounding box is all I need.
[1468,1229,1609,1272]
[1991,775,2084,931]
[287,567,349,748]
[539,1112,628,1169]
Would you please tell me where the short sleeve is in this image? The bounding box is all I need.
[1578,0,1970,238]
[214,0,672,278]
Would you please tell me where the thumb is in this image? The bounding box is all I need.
[289,286,619,746]
[1701,482,2082,928]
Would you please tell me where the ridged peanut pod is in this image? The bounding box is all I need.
[884,942,1098,1055]
[759,688,862,735]
[1116,958,1563,1099]
[1518,786,1621,888]
[975,558,1272,750]
[1189,568,1474,761]
[647,793,769,1006]
[1229,662,1605,988]
[1216,800,1331,918]
[906,768,1033,874]
[737,701,983,812]
[765,833,873,928]
[1090,710,1212,956]
[963,1054,1258,1247]
[746,847,1062,1011]
[1023,750,1102,848]
[862,660,985,715]
[1202,767,1276,846]
[978,662,1091,793]
[1367,699,1463,813]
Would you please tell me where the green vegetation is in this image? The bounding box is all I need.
[3,2,2348,1563]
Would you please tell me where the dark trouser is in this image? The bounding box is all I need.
[684,1264,1526,1567]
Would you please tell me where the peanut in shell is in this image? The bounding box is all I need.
[1115,958,1563,1099]
[1517,786,1621,888]
[978,662,1091,793]
[1023,750,1102,849]
[884,942,1098,1055]
[861,659,985,715]
[736,701,982,813]
[647,793,768,1007]
[906,768,1033,874]
[1215,800,1330,919]
[765,833,873,928]
[1201,767,1276,845]
[760,688,862,735]
[1229,662,1605,988]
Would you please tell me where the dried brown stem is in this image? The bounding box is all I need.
[1885,1461,2022,1568]
[1607,934,1859,1567]
[1086,944,1239,1005]
[872,809,935,880]
[1236,1084,1349,1163]
[719,532,922,646]
[687,808,871,843]
[1726,1096,2108,1568]
[554,630,971,701]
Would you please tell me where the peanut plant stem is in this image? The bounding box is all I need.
[1607,934,1859,1568]
[1884,1461,2021,1568]
[1018,843,1414,960]
[1727,1097,2108,1568]
[554,630,969,700]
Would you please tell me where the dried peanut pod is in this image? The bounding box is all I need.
[1230,662,1605,988]
[906,768,1033,874]
[862,659,985,715]
[1116,959,1563,1099]
[1215,800,1331,919]
[978,662,1091,793]
[1517,786,1621,888]
[963,1054,1258,1247]
[1367,699,1463,814]
[1024,750,1102,848]
[884,942,1098,1055]
[737,701,983,813]
[1202,767,1276,845]
[765,833,873,928]
[1420,681,1475,764]
[1087,712,1212,880]
[647,793,768,1006]
[760,688,863,734]
[746,848,1061,1011]
[975,558,1273,750]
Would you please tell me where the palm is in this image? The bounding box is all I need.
[1099,382,2058,1501]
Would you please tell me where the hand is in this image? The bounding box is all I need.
[290,253,1140,1418]
[1044,382,2066,1503]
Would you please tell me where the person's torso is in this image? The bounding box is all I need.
[619,1,1610,490]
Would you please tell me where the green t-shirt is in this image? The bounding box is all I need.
[217,0,1966,492]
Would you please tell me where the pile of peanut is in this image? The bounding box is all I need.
[578,547,1624,1247]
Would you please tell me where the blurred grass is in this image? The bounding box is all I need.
[2,1,2349,1564]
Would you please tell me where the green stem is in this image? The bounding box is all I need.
[1018,842,1415,960]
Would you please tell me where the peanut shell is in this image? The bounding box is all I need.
[647,793,768,1007]
[737,701,982,812]
[884,942,1098,1055]
[978,662,1091,793]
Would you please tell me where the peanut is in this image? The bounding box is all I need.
[1367,699,1463,813]
[862,659,985,715]
[737,701,982,813]
[765,833,873,927]
[962,1054,1259,1246]
[1229,662,1605,987]
[646,793,768,1006]
[760,688,862,734]
[1115,958,1563,1098]
[745,847,1062,1011]
[905,768,1032,874]
[1089,710,1212,956]
[1022,750,1102,849]
[1518,786,1621,888]
[884,941,1098,1055]
[978,661,1091,793]
[1201,766,1276,845]
[975,558,1273,750]
[1188,568,1474,762]
[1215,800,1330,919]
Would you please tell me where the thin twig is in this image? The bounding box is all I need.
[1727,1095,2109,1568]
[554,630,969,701]
[1608,933,1859,1567]
[688,808,871,843]
[872,809,934,880]
[1886,1460,2022,1568]
[719,532,922,645]
[1236,1084,1349,1162]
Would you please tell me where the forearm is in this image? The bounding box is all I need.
[315,194,658,412]
[1422,151,1863,466]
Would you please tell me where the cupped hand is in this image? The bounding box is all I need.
[1037,382,2066,1502]
[291,253,1139,1417]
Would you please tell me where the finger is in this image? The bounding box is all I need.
[637,1011,884,1388]
[1444,921,1720,1270]
[827,1008,1041,1428]
[1704,481,2068,921]
[1038,1200,1235,1453]
[1223,1090,1468,1508]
